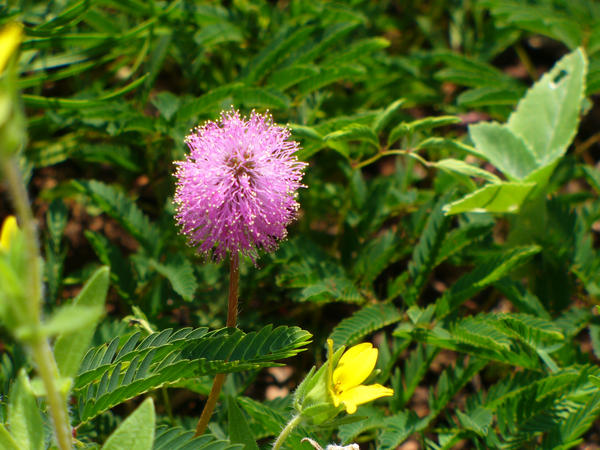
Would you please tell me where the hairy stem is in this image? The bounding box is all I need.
[272,414,302,450]
[2,157,73,449]
[194,253,239,436]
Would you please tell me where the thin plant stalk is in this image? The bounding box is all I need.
[194,253,239,436]
[272,414,302,450]
[2,157,73,450]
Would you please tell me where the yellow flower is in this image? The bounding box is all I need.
[0,23,22,74]
[0,216,18,251]
[328,339,394,414]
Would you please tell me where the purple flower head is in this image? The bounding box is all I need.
[174,108,307,261]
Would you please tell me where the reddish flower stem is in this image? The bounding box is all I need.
[194,253,239,437]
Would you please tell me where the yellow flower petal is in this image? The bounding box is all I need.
[0,215,18,251]
[336,383,394,414]
[0,24,22,74]
[333,343,378,392]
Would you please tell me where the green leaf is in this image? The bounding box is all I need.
[176,83,241,121]
[102,397,154,450]
[405,195,451,304]
[73,180,160,252]
[84,231,135,299]
[151,91,181,121]
[329,303,402,348]
[73,326,311,423]
[154,425,244,450]
[433,158,501,183]
[150,254,198,301]
[267,65,320,91]
[8,371,44,450]
[457,86,525,107]
[227,396,259,450]
[468,122,538,180]
[456,407,493,436]
[243,25,317,83]
[372,98,406,133]
[323,124,379,148]
[0,424,20,450]
[435,245,541,319]
[22,73,149,109]
[297,65,366,97]
[35,304,104,338]
[233,87,290,110]
[443,182,536,215]
[506,48,587,166]
[388,116,461,147]
[377,411,421,450]
[54,266,109,378]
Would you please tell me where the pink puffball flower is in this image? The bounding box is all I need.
[174,109,307,261]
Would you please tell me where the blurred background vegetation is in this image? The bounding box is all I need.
[2,0,600,448]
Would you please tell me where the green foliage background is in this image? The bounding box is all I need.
[2,0,600,448]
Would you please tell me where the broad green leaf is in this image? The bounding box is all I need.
[227,396,259,450]
[54,266,109,378]
[443,182,536,215]
[0,424,19,450]
[506,48,587,166]
[102,397,154,450]
[8,371,44,450]
[35,304,104,338]
[433,158,501,183]
[468,122,537,180]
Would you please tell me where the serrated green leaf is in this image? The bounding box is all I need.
[154,425,244,450]
[267,65,320,90]
[434,158,501,183]
[233,87,290,109]
[73,326,311,423]
[324,124,379,148]
[388,116,461,147]
[443,182,536,215]
[243,25,317,83]
[372,98,406,133]
[150,254,198,301]
[73,180,160,252]
[329,303,402,348]
[435,246,540,319]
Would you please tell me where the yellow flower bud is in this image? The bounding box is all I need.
[0,215,18,251]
